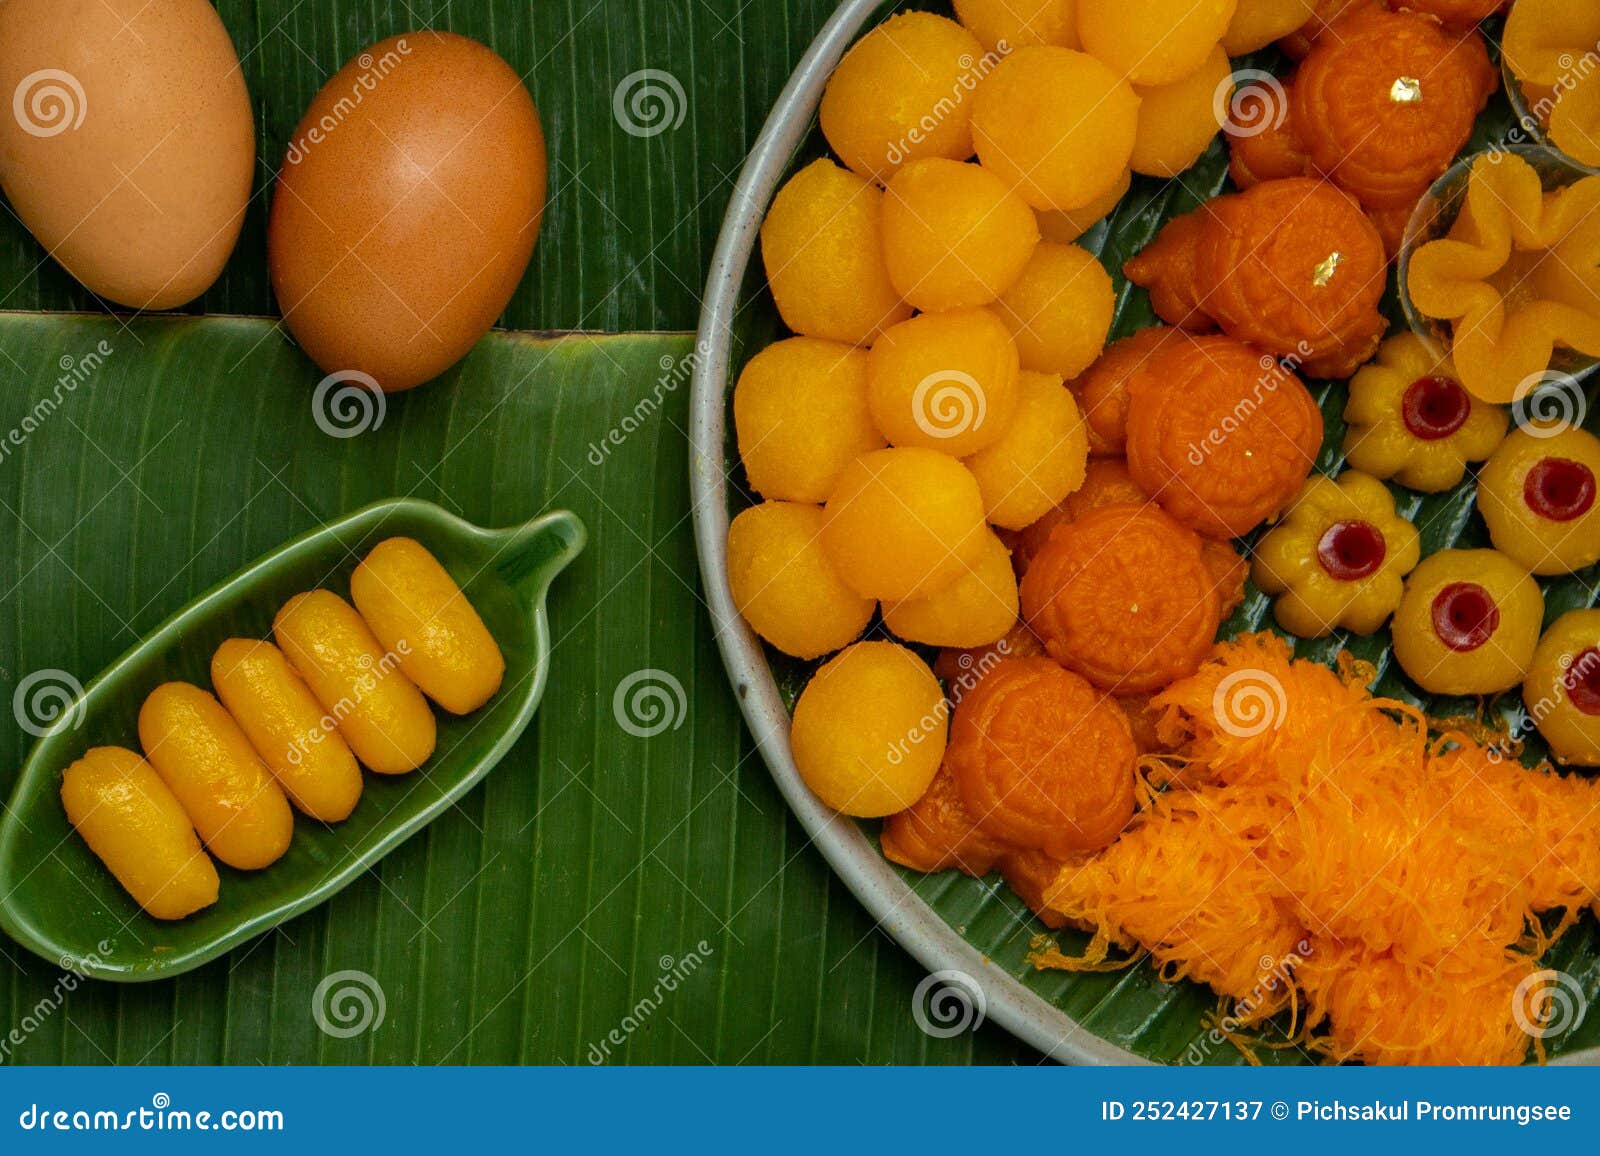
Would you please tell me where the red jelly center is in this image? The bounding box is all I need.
[1563,647,1600,717]
[1402,375,1471,441]
[1431,583,1500,653]
[1523,457,1596,523]
[1316,520,1387,581]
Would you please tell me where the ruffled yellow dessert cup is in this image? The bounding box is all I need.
[1404,150,1600,403]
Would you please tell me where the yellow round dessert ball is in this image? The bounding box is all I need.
[993,242,1114,378]
[760,158,911,346]
[1037,169,1131,243]
[1524,609,1600,767]
[881,158,1040,311]
[823,447,988,601]
[1129,45,1230,178]
[1477,427,1600,577]
[953,0,1078,51]
[727,502,875,660]
[1078,0,1236,87]
[1221,0,1315,55]
[964,370,1089,529]
[867,308,1021,457]
[790,641,947,817]
[884,529,1019,647]
[734,337,885,503]
[971,47,1140,211]
[1391,549,1544,697]
[819,12,985,181]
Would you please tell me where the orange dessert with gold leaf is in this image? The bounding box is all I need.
[1125,178,1388,378]
[1228,6,1497,253]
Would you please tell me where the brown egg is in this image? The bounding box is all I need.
[269,32,547,393]
[0,0,254,310]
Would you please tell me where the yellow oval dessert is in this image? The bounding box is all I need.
[60,746,220,920]
[351,538,506,715]
[275,590,437,774]
[137,683,295,871]
[211,638,364,823]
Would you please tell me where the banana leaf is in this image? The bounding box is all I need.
[0,0,1596,1068]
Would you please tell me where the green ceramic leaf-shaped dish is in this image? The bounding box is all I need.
[0,498,585,982]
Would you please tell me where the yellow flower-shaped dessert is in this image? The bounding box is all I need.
[1503,0,1600,168]
[1524,608,1600,767]
[1343,333,1508,492]
[1252,470,1422,638]
[1405,153,1600,403]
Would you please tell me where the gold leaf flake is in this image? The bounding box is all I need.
[1390,76,1423,104]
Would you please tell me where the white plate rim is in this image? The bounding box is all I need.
[685,0,1146,1067]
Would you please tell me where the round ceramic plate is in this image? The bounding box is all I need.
[689,0,1146,1065]
[688,0,1600,1065]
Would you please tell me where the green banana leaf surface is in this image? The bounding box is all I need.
[0,0,1596,1067]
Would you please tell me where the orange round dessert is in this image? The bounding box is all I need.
[1125,177,1388,379]
[880,764,1008,876]
[1124,335,1324,540]
[1291,8,1497,211]
[1012,458,1151,575]
[1071,326,1191,456]
[1020,503,1222,692]
[945,657,1137,857]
